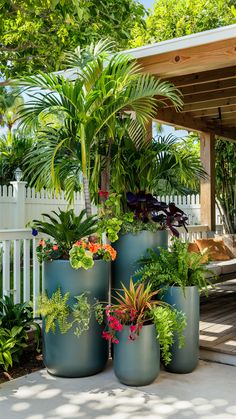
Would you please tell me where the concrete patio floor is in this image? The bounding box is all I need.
[1,360,236,419]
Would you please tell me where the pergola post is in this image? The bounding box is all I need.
[200,132,216,231]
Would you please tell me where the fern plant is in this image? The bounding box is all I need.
[38,288,104,337]
[32,208,97,257]
[136,237,213,295]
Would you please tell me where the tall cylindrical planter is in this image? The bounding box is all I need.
[114,324,160,386]
[112,230,168,291]
[162,286,199,374]
[43,259,109,378]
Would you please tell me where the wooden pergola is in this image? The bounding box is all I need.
[125,24,236,231]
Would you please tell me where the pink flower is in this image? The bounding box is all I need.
[102,331,113,341]
[52,245,58,251]
[130,308,136,322]
[105,305,111,317]
[108,316,123,331]
[112,337,119,344]
[130,324,137,333]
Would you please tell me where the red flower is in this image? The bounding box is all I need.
[112,337,119,344]
[52,245,59,251]
[39,239,46,247]
[99,190,109,199]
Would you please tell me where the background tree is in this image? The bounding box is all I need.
[17,42,182,217]
[130,0,236,47]
[0,0,146,82]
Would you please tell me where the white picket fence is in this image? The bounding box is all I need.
[0,225,224,312]
[0,183,222,229]
[0,183,85,229]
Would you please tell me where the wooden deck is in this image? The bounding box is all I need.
[200,279,236,365]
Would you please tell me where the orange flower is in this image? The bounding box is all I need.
[74,241,87,248]
[88,242,102,253]
[52,245,59,251]
[39,239,46,247]
[103,244,117,261]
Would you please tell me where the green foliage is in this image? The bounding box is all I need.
[130,0,236,47]
[1,0,146,80]
[0,131,34,185]
[215,139,236,233]
[152,305,186,365]
[69,246,94,270]
[72,294,91,337]
[108,133,205,200]
[137,237,212,295]
[97,194,134,242]
[38,288,103,337]
[33,209,97,255]
[0,326,28,371]
[39,289,72,334]
[17,42,182,214]
[121,219,162,235]
[0,295,41,352]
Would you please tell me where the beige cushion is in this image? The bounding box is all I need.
[215,234,236,258]
[195,238,231,261]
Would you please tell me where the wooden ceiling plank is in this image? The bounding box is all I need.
[191,107,236,118]
[180,78,236,96]
[162,66,236,87]
[173,97,236,112]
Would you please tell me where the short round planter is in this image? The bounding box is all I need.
[43,259,109,378]
[113,324,160,386]
[162,285,199,374]
[112,230,168,291]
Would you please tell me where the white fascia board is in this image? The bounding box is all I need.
[123,24,236,59]
[55,24,236,80]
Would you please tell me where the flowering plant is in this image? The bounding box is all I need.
[36,239,116,270]
[102,279,187,365]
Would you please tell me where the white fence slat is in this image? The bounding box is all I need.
[32,238,40,314]
[23,239,31,302]
[2,240,10,297]
[13,240,21,303]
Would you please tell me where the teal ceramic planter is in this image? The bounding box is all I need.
[162,286,199,374]
[43,259,109,378]
[112,230,168,291]
[114,324,160,386]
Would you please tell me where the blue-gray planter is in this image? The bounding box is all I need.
[43,259,109,378]
[112,230,168,291]
[162,286,199,374]
[114,324,160,386]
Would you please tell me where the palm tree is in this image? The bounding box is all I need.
[16,41,182,217]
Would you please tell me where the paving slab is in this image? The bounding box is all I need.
[0,360,236,419]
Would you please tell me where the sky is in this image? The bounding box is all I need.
[139,0,154,10]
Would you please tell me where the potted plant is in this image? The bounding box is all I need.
[98,192,188,291]
[32,208,116,377]
[137,237,212,373]
[102,280,186,386]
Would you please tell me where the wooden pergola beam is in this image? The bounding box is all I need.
[155,108,236,141]
[180,97,236,112]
